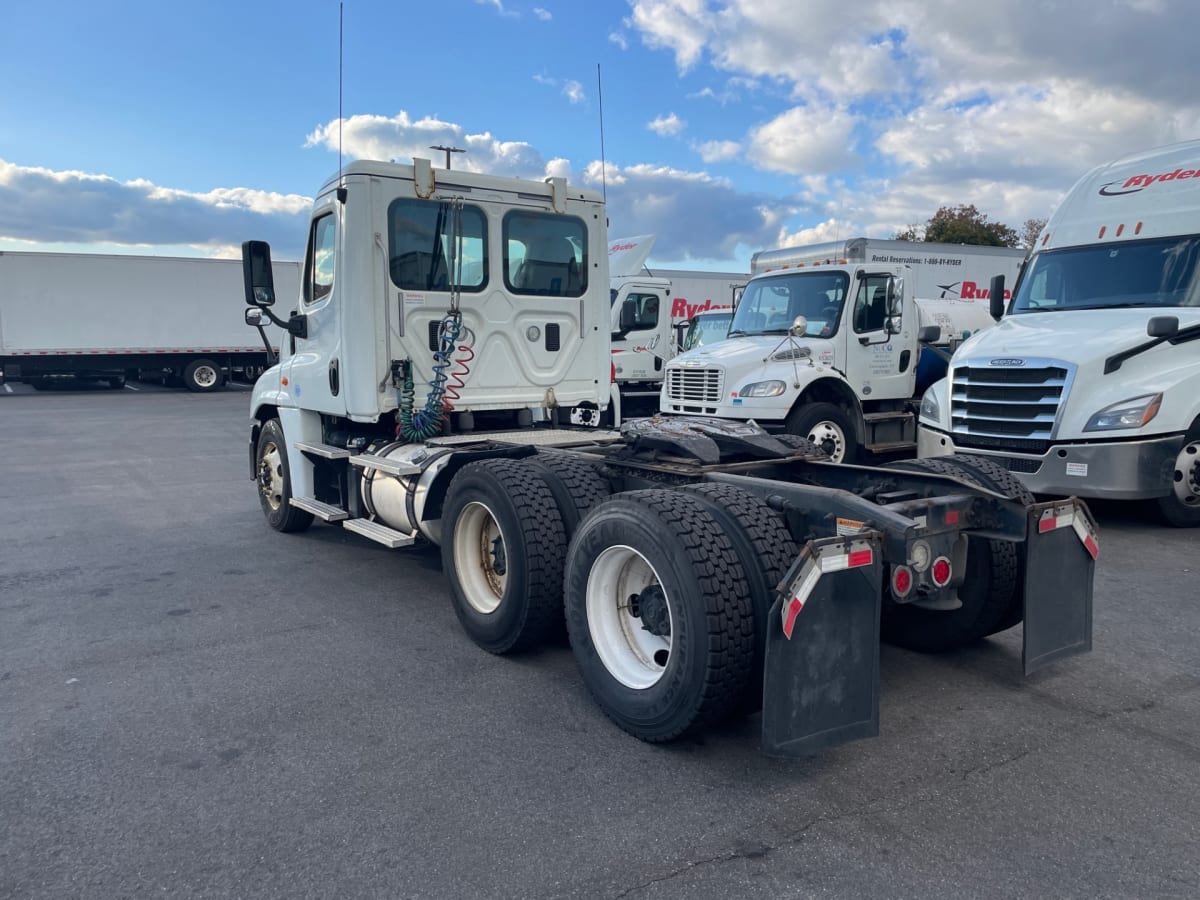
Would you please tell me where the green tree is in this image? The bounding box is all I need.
[923,204,1018,247]
[1020,217,1048,250]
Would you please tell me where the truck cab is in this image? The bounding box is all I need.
[918,140,1200,525]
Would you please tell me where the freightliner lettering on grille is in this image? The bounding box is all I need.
[949,358,1075,454]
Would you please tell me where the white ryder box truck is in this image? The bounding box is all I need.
[608,235,746,412]
[918,140,1200,526]
[660,238,1025,462]
[0,251,299,391]
[237,156,1096,755]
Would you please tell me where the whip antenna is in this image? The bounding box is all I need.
[338,1,345,199]
[597,63,607,205]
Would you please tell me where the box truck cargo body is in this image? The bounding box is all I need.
[0,251,300,390]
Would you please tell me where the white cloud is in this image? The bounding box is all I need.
[608,32,628,50]
[563,80,585,104]
[695,139,740,163]
[647,113,686,137]
[0,160,310,256]
[532,7,551,21]
[747,105,860,174]
[474,0,518,18]
[304,111,557,179]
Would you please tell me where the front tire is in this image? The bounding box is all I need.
[785,402,857,463]
[441,459,567,654]
[183,358,224,393]
[1156,434,1200,527]
[255,418,313,533]
[565,490,754,742]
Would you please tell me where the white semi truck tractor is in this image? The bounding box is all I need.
[918,140,1200,526]
[240,158,1097,754]
[659,240,1025,462]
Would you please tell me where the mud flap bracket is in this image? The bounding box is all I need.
[762,533,884,757]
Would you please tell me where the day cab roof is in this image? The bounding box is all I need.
[316,158,605,208]
[1040,139,1200,252]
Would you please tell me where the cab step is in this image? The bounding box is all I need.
[342,518,416,548]
[348,454,421,477]
[294,441,351,459]
[289,496,349,521]
[862,411,913,423]
[866,440,917,454]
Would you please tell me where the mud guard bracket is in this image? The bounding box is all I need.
[762,533,884,757]
[1022,500,1096,675]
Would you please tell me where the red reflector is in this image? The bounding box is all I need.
[847,549,873,568]
[1084,535,1099,560]
[945,510,960,525]
[931,556,952,587]
[782,597,804,639]
[1038,516,1055,533]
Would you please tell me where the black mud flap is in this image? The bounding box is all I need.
[762,533,884,757]
[1022,500,1097,675]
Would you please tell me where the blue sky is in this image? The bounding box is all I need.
[2,0,1197,270]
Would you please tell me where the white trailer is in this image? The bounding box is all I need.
[239,157,1096,755]
[0,251,299,391]
[659,239,1025,462]
[918,139,1200,526]
[608,235,746,413]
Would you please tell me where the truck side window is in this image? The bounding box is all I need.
[304,213,336,305]
[627,293,659,330]
[388,199,488,292]
[853,276,889,333]
[504,211,588,297]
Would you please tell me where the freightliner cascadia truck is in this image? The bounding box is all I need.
[239,157,1096,754]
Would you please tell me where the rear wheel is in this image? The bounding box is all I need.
[441,459,567,654]
[565,490,754,742]
[528,451,611,537]
[255,418,313,533]
[682,483,797,710]
[881,457,1020,651]
[785,402,857,463]
[183,358,224,393]
[1156,433,1200,527]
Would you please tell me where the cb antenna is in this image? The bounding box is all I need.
[596,63,607,205]
[337,1,346,202]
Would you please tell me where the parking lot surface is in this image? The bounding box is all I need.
[1,388,1197,899]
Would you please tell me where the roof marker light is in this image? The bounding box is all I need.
[1135,221,1143,235]
[1098,226,1107,239]
[1041,233,1050,247]
[1116,224,1125,237]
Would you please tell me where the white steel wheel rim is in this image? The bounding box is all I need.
[1171,440,1200,506]
[259,442,284,511]
[586,545,673,690]
[193,365,218,387]
[806,421,847,463]
[454,501,507,614]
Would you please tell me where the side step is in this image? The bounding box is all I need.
[342,518,416,548]
[289,496,349,522]
[348,454,421,477]
[293,441,351,459]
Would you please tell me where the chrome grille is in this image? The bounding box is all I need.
[949,360,1073,454]
[665,366,724,404]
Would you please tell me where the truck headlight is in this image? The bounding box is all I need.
[740,380,786,398]
[919,390,940,423]
[1084,393,1162,431]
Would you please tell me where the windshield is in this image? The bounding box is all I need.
[684,312,733,350]
[1012,236,1200,313]
[727,272,848,337]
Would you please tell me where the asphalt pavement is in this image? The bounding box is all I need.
[0,386,1196,899]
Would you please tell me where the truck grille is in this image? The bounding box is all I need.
[949,361,1073,455]
[665,366,724,404]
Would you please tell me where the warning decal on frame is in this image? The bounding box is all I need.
[836,517,866,536]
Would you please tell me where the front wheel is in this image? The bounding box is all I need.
[255,418,313,533]
[183,358,224,393]
[1156,435,1200,527]
[565,490,754,742]
[785,402,857,463]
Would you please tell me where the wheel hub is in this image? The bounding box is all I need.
[630,584,671,637]
[1173,440,1200,504]
[258,444,283,510]
[807,422,845,462]
[490,535,508,576]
